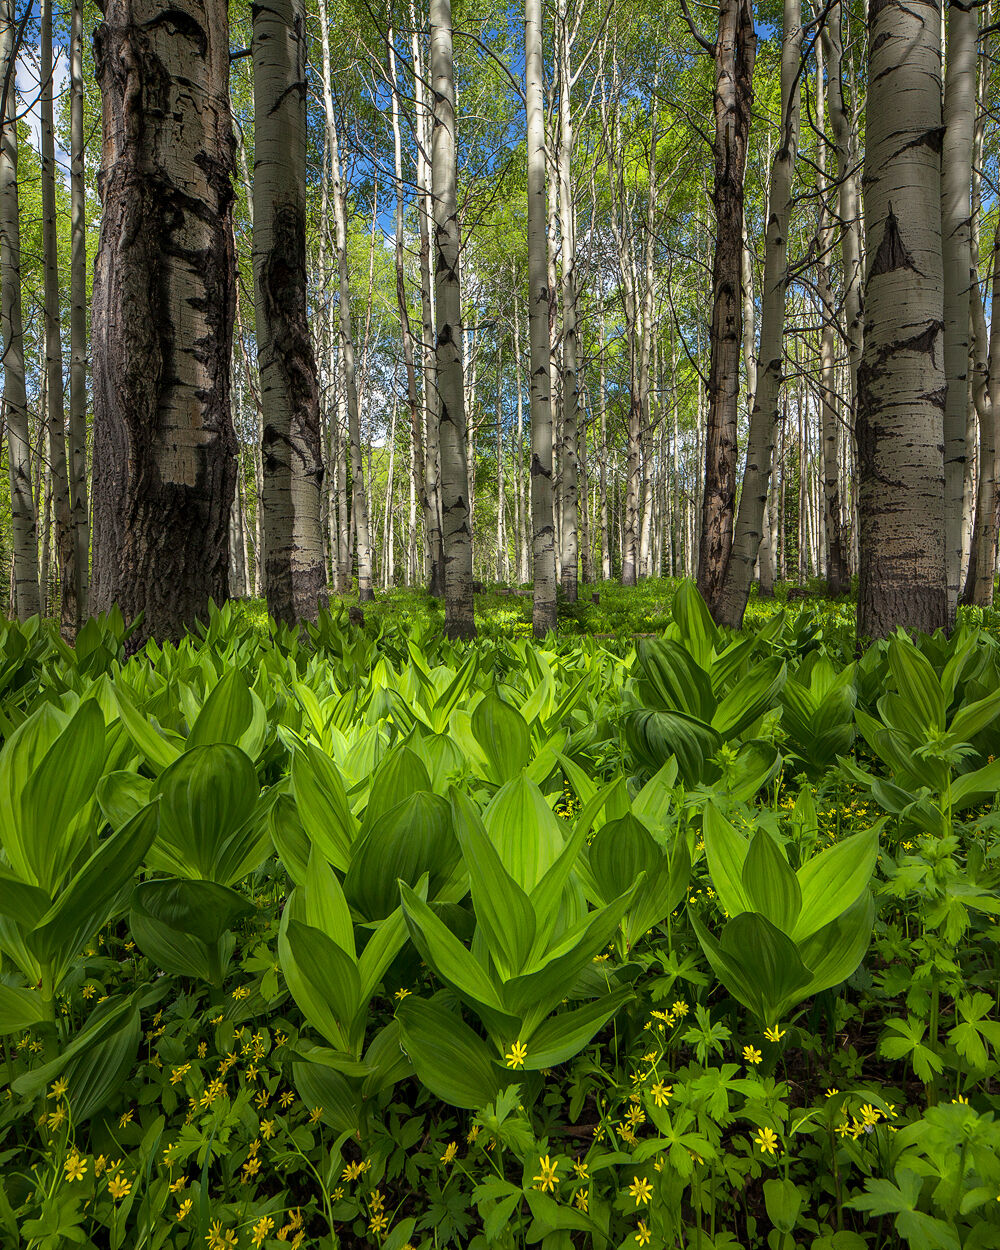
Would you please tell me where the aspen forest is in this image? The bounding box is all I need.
[4,1,1000,1247]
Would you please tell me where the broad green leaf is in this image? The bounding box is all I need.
[484,774,565,893]
[520,987,633,1068]
[472,692,531,784]
[702,803,752,919]
[186,668,253,749]
[396,994,502,1110]
[741,831,801,934]
[451,789,535,978]
[292,743,357,871]
[792,829,877,943]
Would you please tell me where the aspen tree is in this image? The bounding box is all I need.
[429,0,476,637]
[40,0,77,634]
[91,0,237,643]
[716,0,798,628]
[69,0,88,616]
[526,0,557,635]
[0,0,38,618]
[253,0,327,624]
[692,0,757,616]
[941,0,976,611]
[857,0,949,638]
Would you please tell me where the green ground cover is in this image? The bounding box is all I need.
[1,582,999,1249]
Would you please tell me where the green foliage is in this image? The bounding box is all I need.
[0,586,999,1248]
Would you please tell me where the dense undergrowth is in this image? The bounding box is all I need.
[1,582,1000,1250]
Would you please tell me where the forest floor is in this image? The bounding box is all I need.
[238,576,1000,645]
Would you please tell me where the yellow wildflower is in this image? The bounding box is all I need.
[505,1040,528,1069]
[440,1141,458,1165]
[64,1154,87,1182]
[533,1154,559,1193]
[628,1176,654,1206]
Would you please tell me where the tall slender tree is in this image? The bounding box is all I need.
[857,0,949,638]
[69,0,89,618]
[0,0,38,619]
[91,0,238,644]
[253,0,327,624]
[430,0,475,637]
[40,0,78,633]
[941,0,976,611]
[691,0,757,616]
[526,0,557,635]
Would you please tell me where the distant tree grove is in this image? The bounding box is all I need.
[0,0,997,643]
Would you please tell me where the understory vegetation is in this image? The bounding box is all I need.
[2,582,1000,1249]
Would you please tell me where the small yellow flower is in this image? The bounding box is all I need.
[64,1154,87,1182]
[82,983,96,999]
[860,1103,881,1127]
[533,1154,559,1193]
[753,1127,779,1157]
[650,1082,673,1108]
[467,1125,480,1143]
[242,1156,261,1177]
[764,1025,786,1043]
[279,1091,295,1109]
[170,1064,191,1085]
[440,1141,458,1165]
[308,1106,323,1124]
[119,1109,134,1128]
[46,1106,67,1129]
[170,1176,188,1193]
[251,1216,274,1246]
[394,987,411,1000]
[49,1077,69,1100]
[197,1042,208,1057]
[743,1046,762,1066]
[205,1219,239,1248]
[505,1040,528,1069]
[951,1094,970,1105]
[574,1188,589,1212]
[342,1161,364,1182]
[331,1186,344,1201]
[572,1159,589,1179]
[671,1000,688,1018]
[635,1221,652,1246]
[825,1088,839,1098]
[108,1174,132,1200]
[628,1176,654,1206]
[260,1118,275,1140]
[177,1197,193,1222]
[368,1211,389,1236]
[93,1155,107,1178]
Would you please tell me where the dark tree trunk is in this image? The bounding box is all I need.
[91,0,237,646]
[696,0,757,616]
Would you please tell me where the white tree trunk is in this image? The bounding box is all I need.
[0,0,38,618]
[429,0,476,637]
[253,0,328,624]
[716,0,799,628]
[526,0,557,635]
[857,0,949,637]
[941,0,976,612]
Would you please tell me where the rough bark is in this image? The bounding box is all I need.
[856,0,949,639]
[815,33,850,596]
[41,0,78,634]
[941,0,976,613]
[325,76,372,600]
[411,8,445,597]
[0,0,38,618]
[696,0,757,615]
[556,0,578,601]
[91,0,237,645]
[387,27,428,591]
[965,219,1000,604]
[253,0,327,625]
[429,0,475,638]
[69,0,89,618]
[526,0,557,636]
[715,0,794,629]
